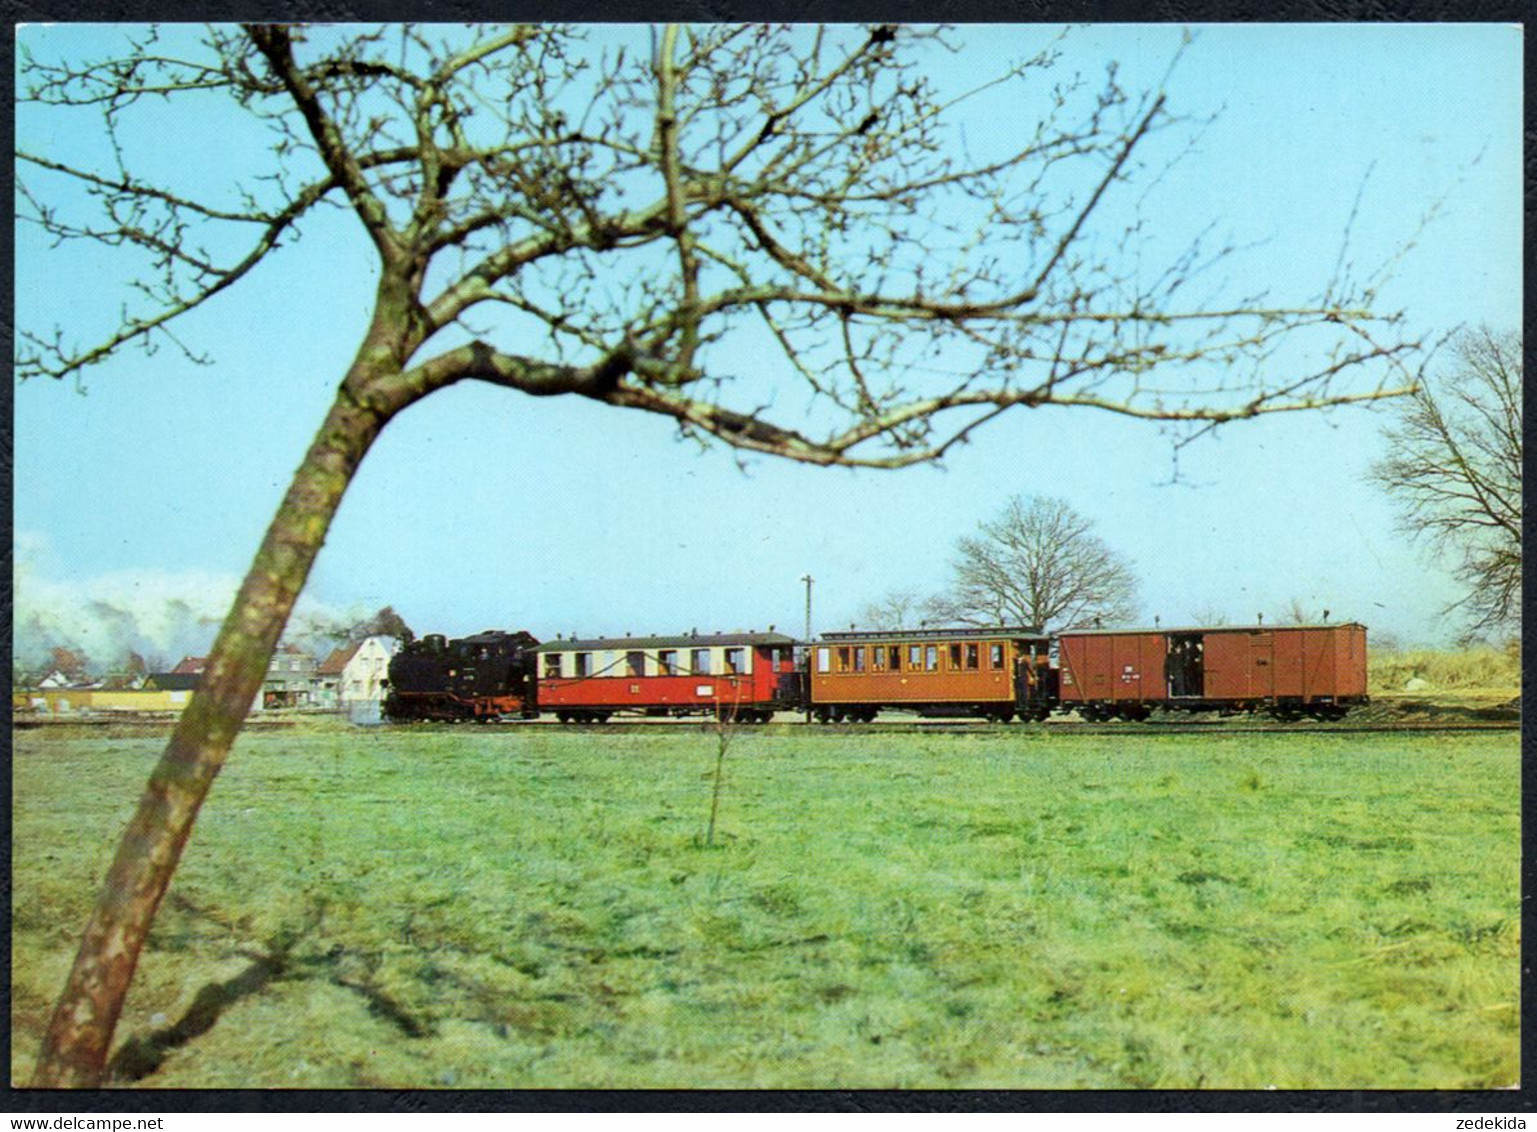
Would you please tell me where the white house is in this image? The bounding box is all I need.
[317,636,401,718]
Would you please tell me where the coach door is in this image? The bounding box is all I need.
[1166,634,1204,698]
[1248,632,1275,699]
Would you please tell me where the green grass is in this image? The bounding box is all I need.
[11,723,1520,1089]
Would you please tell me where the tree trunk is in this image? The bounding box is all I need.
[31,381,394,1087]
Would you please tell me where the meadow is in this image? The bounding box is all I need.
[10,721,1520,1090]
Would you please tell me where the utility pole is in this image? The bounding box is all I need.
[802,574,814,644]
[801,574,814,723]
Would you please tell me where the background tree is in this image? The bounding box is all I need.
[16,23,1424,1085]
[306,604,417,646]
[1185,604,1232,627]
[1278,598,1317,625]
[855,588,925,631]
[351,605,415,645]
[49,645,92,681]
[928,495,1140,632]
[1370,326,1521,643]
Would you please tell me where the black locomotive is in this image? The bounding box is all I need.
[382,630,539,721]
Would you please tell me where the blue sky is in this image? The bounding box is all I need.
[13,22,1522,666]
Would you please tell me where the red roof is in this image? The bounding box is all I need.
[318,641,362,676]
[171,656,207,675]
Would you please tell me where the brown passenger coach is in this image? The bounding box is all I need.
[810,626,1055,723]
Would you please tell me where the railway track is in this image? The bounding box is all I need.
[16,714,1516,735]
[390,716,1519,736]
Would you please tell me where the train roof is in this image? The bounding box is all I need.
[1059,622,1366,636]
[533,631,798,653]
[818,625,1047,643]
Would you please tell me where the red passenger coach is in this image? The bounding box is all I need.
[534,632,799,722]
[1057,623,1369,721]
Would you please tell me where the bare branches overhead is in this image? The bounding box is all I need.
[18,23,1423,465]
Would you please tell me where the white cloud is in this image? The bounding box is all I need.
[13,532,358,671]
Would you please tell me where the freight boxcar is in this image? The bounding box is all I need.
[1056,623,1368,721]
[382,630,540,721]
[534,631,799,722]
[809,627,1055,722]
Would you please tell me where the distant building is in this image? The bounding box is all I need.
[171,656,208,675]
[316,637,400,717]
[97,672,149,691]
[263,644,320,709]
[19,670,99,714]
[145,672,202,693]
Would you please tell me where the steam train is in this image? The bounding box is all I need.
[382,620,1368,724]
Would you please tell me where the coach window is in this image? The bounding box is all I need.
[966,643,980,670]
[908,644,923,670]
[872,646,886,671]
[574,652,591,677]
[817,647,831,673]
[949,643,963,670]
[692,648,711,675]
[626,650,646,678]
[925,644,939,671]
[888,645,903,670]
[725,647,746,674]
[853,646,867,672]
[658,649,678,675]
[543,654,562,679]
[990,642,1005,669]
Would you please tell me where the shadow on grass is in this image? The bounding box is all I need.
[109,892,439,1083]
[106,951,286,1083]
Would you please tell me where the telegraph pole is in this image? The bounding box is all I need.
[801,574,814,722]
[802,574,814,643]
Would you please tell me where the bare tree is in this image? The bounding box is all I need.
[49,645,92,680]
[1277,598,1314,625]
[856,588,926,630]
[1184,604,1232,627]
[929,495,1139,631]
[16,23,1423,1085]
[308,605,417,645]
[1370,327,1521,643]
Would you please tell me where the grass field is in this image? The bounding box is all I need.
[10,721,1520,1090]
